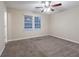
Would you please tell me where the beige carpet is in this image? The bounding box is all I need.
[1,36,79,57]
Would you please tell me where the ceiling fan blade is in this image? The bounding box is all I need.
[52,3,62,7]
[35,7,43,8]
[51,8,54,11]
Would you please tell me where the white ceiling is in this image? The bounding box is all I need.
[5,1,79,14]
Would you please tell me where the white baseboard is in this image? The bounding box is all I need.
[8,34,49,42]
[50,34,79,44]
[0,45,5,56]
[8,34,79,44]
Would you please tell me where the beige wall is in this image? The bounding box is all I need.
[50,6,79,43]
[0,2,6,55]
[7,5,79,44]
[7,8,49,41]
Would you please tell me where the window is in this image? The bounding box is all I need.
[24,15,32,31]
[34,16,41,29]
[24,16,41,31]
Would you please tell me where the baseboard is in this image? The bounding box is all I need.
[8,34,79,44]
[50,35,79,44]
[0,45,5,56]
[7,34,49,42]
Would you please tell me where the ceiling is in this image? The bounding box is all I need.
[5,1,79,14]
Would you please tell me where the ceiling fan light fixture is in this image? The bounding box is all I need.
[45,1,49,7]
[44,8,47,12]
[47,8,50,12]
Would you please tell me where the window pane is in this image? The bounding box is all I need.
[24,15,32,30]
[34,16,41,29]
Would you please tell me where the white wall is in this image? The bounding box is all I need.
[50,6,79,43]
[0,2,6,55]
[7,8,49,41]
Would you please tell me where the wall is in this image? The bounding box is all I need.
[7,6,79,44]
[7,8,49,41]
[0,2,6,55]
[50,6,79,43]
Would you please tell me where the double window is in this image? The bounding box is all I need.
[24,15,41,31]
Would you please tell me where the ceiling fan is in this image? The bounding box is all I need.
[35,1,62,13]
